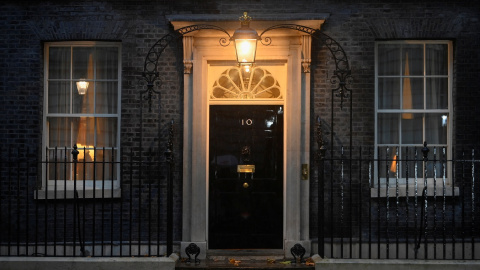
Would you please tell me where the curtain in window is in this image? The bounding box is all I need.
[402,52,412,119]
[48,47,70,114]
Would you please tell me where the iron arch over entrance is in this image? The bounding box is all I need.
[141,23,353,110]
[139,15,354,258]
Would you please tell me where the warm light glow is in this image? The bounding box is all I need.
[239,40,251,56]
[76,80,89,95]
[234,39,257,64]
[390,155,397,173]
[231,13,259,65]
[76,144,95,160]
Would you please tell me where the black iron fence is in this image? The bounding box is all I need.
[1,142,479,259]
[316,143,480,260]
[0,144,176,257]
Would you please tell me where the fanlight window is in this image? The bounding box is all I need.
[211,66,282,100]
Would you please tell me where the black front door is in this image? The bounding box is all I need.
[209,105,283,249]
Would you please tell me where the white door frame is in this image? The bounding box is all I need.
[167,14,328,259]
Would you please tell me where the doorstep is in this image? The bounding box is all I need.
[176,250,314,270]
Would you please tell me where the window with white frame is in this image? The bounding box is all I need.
[375,41,452,186]
[43,41,121,192]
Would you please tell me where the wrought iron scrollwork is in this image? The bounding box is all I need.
[290,243,306,263]
[141,24,232,111]
[142,33,178,112]
[330,69,353,109]
[259,24,353,109]
[142,20,353,110]
[185,243,201,264]
[176,24,232,47]
[259,24,317,37]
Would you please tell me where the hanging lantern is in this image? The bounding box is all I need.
[231,12,260,66]
[76,79,89,95]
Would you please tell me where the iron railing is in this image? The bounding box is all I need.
[0,144,176,257]
[1,143,479,259]
[316,143,480,260]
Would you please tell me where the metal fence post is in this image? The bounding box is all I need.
[316,117,326,257]
[165,120,174,256]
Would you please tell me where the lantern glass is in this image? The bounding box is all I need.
[76,80,89,95]
[234,38,257,64]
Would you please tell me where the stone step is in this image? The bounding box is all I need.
[207,249,286,262]
[176,250,314,270]
[176,260,314,270]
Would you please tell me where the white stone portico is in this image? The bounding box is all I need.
[166,13,329,259]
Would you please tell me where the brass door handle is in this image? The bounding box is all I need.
[243,182,249,188]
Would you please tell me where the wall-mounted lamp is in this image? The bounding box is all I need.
[76,79,89,95]
[231,12,260,67]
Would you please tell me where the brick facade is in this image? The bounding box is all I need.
[0,0,479,255]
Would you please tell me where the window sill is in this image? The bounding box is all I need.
[34,188,121,200]
[370,185,459,198]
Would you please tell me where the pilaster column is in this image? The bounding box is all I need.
[302,35,312,73]
[183,36,193,74]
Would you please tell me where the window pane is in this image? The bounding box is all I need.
[72,47,95,80]
[378,44,400,76]
[76,145,95,162]
[401,113,423,144]
[96,82,118,113]
[48,117,71,147]
[423,147,448,179]
[426,78,448,109]
[73,117,95,149]
[48,81,70,113]
[73,82,94,114]
[76,148,116,181]
[96,118,117,147]
[425,114,448,144]
[378,78,400,109]
[426,44,448,75]
[403,78,424,109]
[378,113,399,144]
[401,147,422,179]
[402,45,423,76]
[49,47,70,79]
[96,47,119,80]
[378,146,397,179]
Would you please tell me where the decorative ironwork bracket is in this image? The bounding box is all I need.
[141,25,231,111]
[290,243,306,263]
[259,24,353,109]
[185,243,201,264]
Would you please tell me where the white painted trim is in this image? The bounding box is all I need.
[179,19,325,258]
